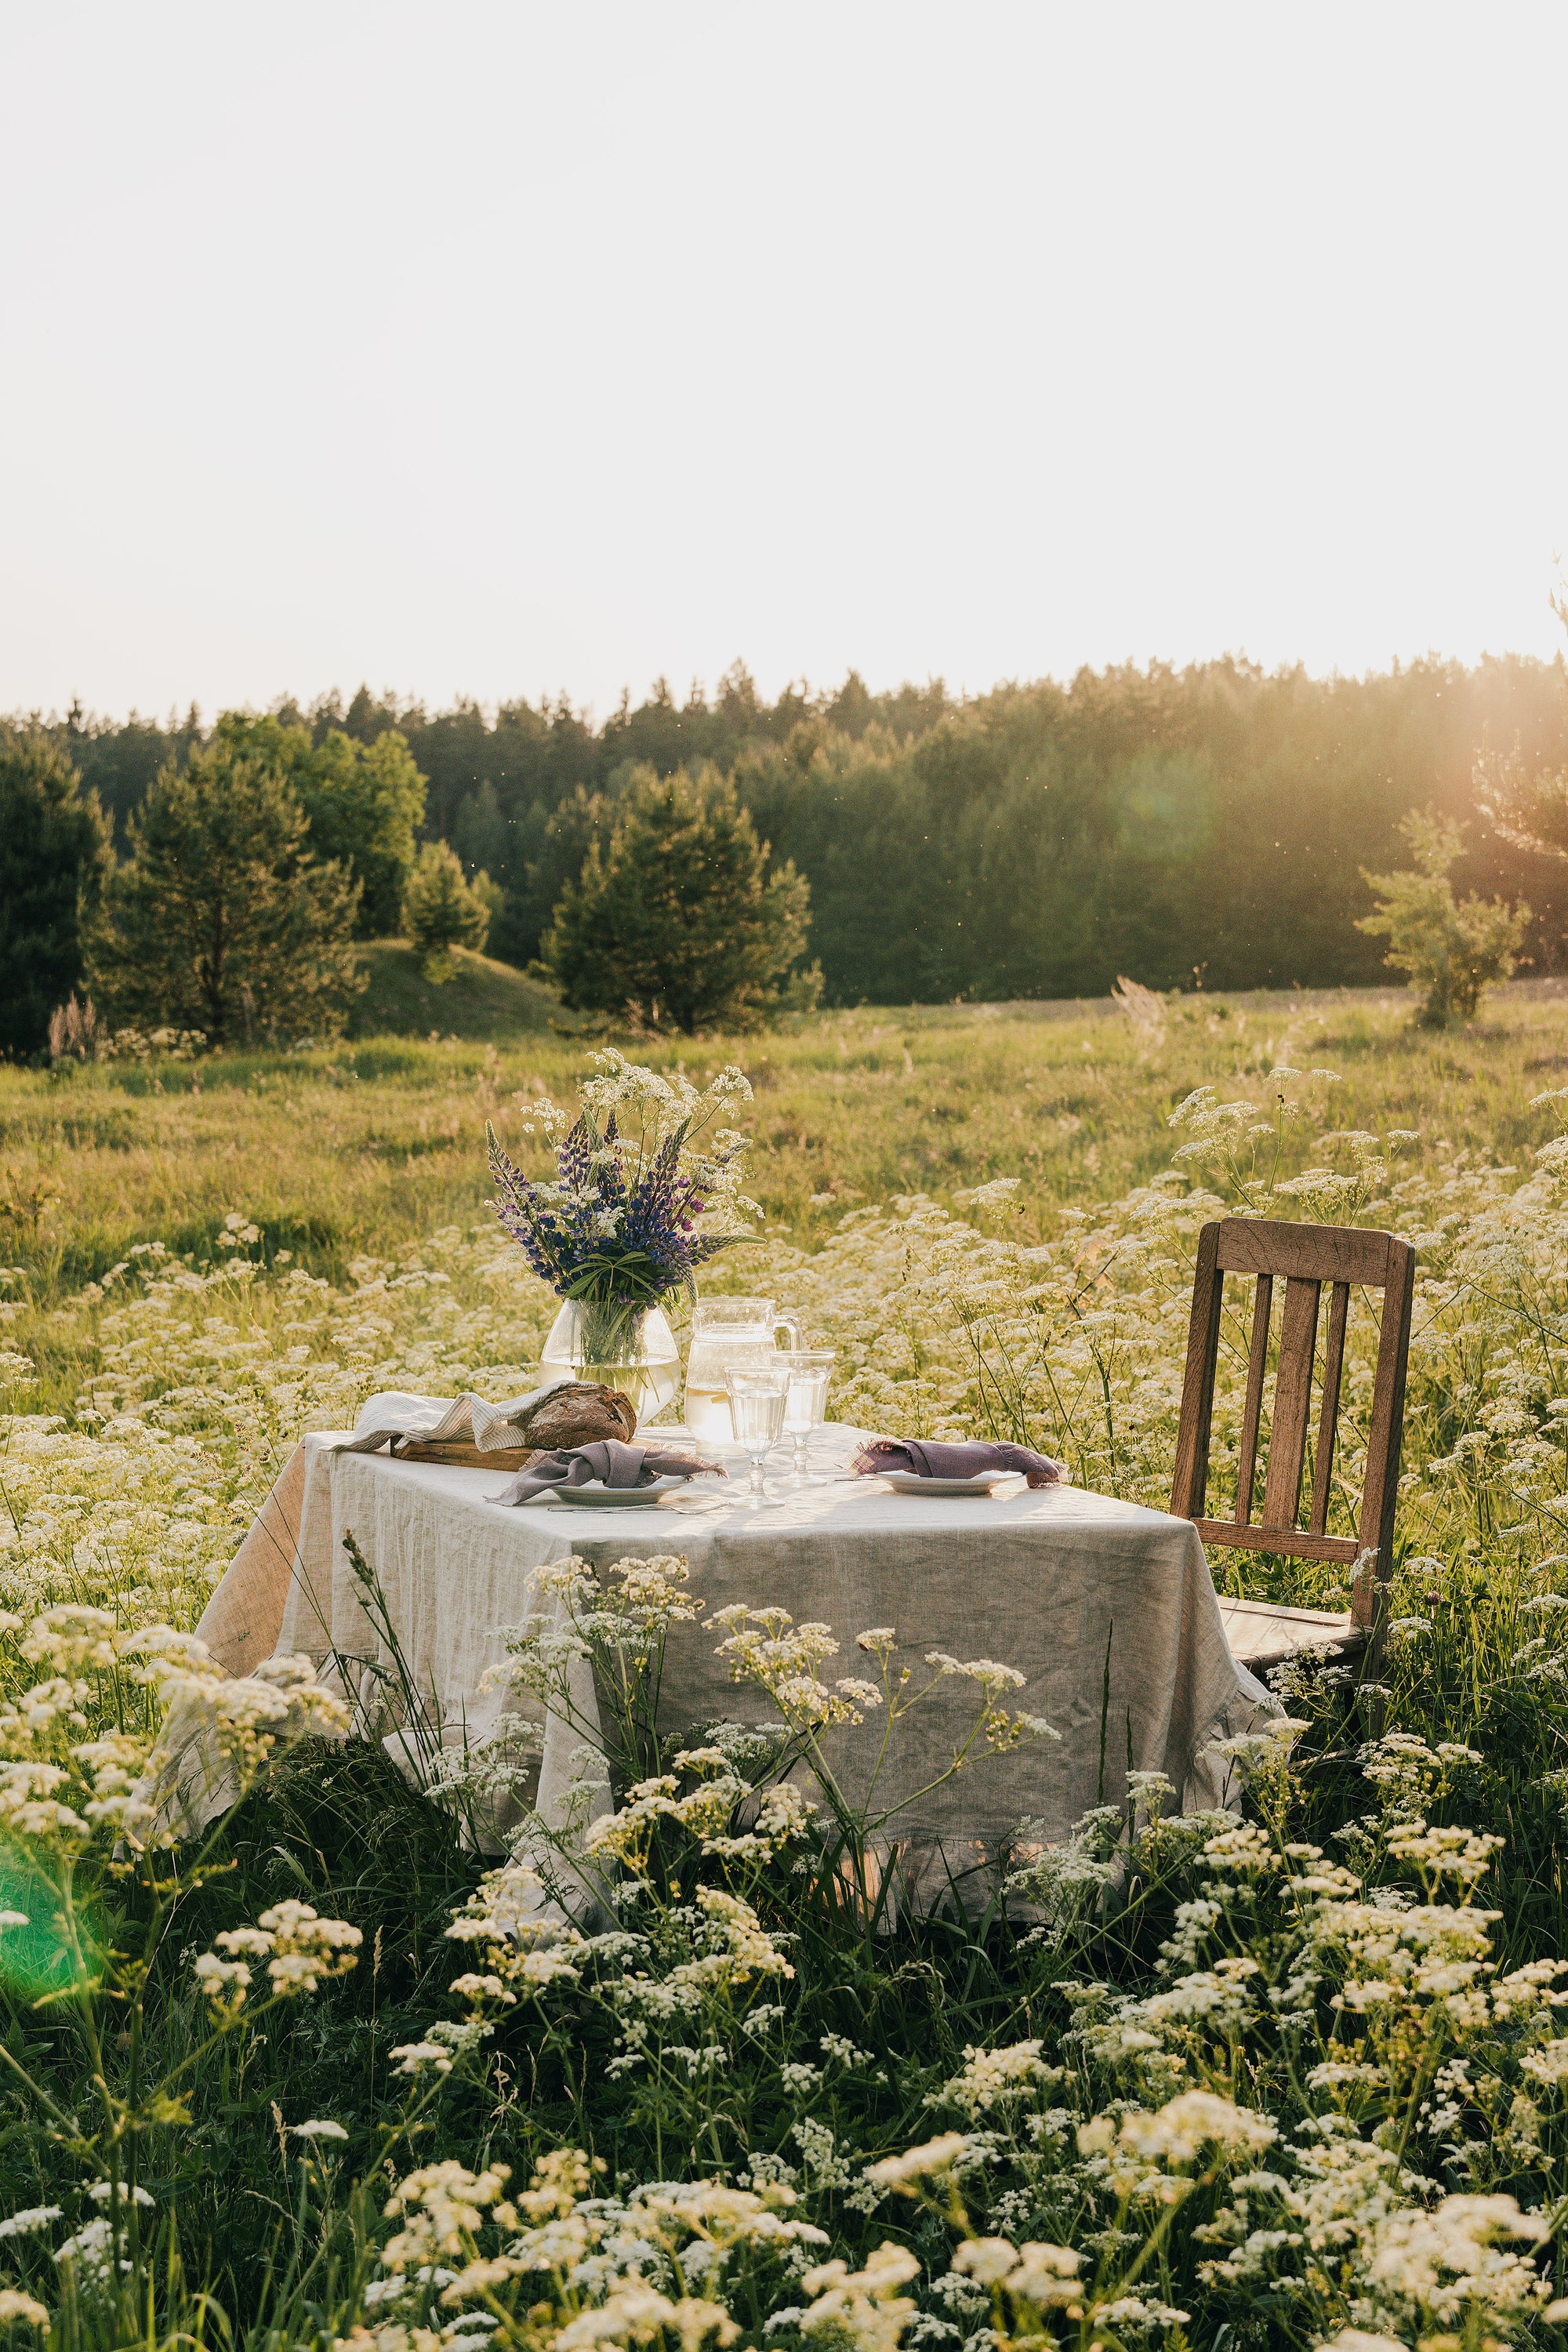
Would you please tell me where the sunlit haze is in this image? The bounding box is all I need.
[4,2,1566,723]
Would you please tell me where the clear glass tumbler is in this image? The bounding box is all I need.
[777,1351,836,1486]
[724,1367,789,1506]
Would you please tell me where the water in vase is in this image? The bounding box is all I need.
[539,1300,681,1425]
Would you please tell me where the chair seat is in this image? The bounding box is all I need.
[1218,1594,1363,1674]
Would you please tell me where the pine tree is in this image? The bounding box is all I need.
[85,743,364,1045]
[540,763,818,1030]
[401,840,492,976]
[0,731,111,1058]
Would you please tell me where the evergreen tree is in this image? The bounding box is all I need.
[452,778,512,888]
[0,731,111,1058]
[540,762,817,1030]
[514,785,615,966]
[85,743,363,1044]
[401,840,492,976]
[24,650,1568,1006]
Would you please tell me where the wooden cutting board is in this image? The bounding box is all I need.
[389,1438,543,1472]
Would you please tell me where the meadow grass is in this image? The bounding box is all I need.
[345,938,564,1042]
[6,978,1566,1294]
[5,984,1568,2346]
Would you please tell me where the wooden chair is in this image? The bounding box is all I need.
[1170,1218,1415,1682]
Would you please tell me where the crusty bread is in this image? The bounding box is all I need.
[519,1381,637,1448]
[384,1381,638,1471]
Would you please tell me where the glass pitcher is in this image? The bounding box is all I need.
[684,1298,801,1443]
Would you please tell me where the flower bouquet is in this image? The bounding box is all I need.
[488,1051,759,1420]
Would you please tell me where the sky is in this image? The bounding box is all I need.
[3,2,1566,725]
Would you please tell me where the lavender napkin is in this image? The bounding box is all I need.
[488,1438,726,1508]
[850,1436,1065,1489]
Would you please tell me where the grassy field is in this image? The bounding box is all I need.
[5,981,1568,2345]
[6,976,1567,1294]
[346,938,564,1040]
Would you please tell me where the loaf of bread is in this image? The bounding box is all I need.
[517,1380,637,1448]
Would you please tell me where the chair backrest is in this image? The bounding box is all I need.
[1170,1218,1415,1635]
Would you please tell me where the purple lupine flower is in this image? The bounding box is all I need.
[487,1105,750,1308]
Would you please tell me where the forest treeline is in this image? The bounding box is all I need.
[22,652,1568,1002]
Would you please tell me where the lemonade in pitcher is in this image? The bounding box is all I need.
[683,1298,801,1442]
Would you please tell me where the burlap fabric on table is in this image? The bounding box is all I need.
[154,1398,1269,1920]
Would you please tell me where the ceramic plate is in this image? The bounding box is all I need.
[526,1475,697,1509]
[878,1469,1022,1497]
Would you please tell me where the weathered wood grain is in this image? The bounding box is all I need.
[1196,1518,1359,1563]
[1170,1221,1223,1519]
[1214,1218,1392,1286]
[1235,1273,1273,1524]
[1308,1280,1349,1534]
[1218,1594,1363,1669]
[1261,1276,1320,1529]
[1170,1218,1414,1685]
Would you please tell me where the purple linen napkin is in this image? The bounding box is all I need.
[488,1438,726,1508]
[849,1436,1065,1489]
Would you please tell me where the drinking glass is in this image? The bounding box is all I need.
[777,1350,836,1486]
[684,1299,801,1443]
[724,1367,789,1506]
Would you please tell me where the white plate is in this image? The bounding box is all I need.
[878,1469,1022,1497]
[524,1475,700,1509]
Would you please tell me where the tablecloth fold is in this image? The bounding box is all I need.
[337,1385,572,1455]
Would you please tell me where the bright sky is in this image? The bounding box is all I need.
[3,2,1566,724]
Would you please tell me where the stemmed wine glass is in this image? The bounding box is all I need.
[777,1351,836,1486]
[724,1367,790,1507]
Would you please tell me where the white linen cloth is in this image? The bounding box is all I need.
[163,1401,1269,1915]
[335,1384,572,1454]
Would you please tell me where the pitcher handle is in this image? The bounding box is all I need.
[775,1314,803,1352]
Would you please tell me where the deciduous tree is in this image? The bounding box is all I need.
[1474,582,1568,862]
[213,711,426,935]
[1358,808,1528,1027]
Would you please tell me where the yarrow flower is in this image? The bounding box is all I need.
[940,2038,1054,2117]
[0,2209,61,2241]
[865,2133,971,2189]
[193,1900,361,2013]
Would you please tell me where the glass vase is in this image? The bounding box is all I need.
[539,1299,681,1426]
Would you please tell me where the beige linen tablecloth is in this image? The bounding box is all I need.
[168,1416,1267,1912]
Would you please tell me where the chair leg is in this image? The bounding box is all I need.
[1354,1566,1389,1743]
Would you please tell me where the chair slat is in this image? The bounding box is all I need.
[1203,1523,1358,1564]
[1308,1280,1349,1534]
[1235,1274,1272,1525]
[1261,1276,1321,1529]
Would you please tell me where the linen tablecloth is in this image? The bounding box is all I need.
[165,1414,1268,1911]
